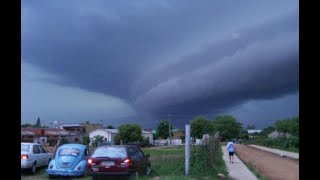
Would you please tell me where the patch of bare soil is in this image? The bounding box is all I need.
[236,144,299,180]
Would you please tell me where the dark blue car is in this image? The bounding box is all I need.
[46,143,89,177]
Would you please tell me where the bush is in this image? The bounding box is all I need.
[244,136,299,152]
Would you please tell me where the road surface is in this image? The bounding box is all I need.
[235,144,299,180]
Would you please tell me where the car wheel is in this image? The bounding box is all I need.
[31,162,37,174]
[146,165,151,176]
[48,175,55,179]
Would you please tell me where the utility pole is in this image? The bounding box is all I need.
[168,114,171,145]
[185,124,190,176]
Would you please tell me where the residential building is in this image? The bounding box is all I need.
[89,129,154,145]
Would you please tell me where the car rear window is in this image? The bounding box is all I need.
[58,148,80,156]
[92,147,127,158]
[21,144,30,152]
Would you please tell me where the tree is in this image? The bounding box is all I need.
[114,124,143,145]
[212,115,243,141]
[21,123,34,127]
[275,118,291,137]
[190,116,214,139]
[82,135,90,146]
[105,125,115,129]
[288,116,299,137]
[35,117,41,128]
[155,120,173,139]
[261,126,276,137]
[91,135,104,147]
[246,124,255,130]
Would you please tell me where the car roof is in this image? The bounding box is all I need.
[21,142,40,145]
[58,143,87,151]
[97,145,140,149]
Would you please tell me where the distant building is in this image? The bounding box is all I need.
[247,129,262,138]
[21,127,73,145]
[57,122,103,135]
[142,130,154,144]
[89,129,154,145]
[172,129,185,140]
[268,131,292,139]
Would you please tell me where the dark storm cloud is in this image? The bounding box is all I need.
[133,11,299,124]
[22,0,298,126]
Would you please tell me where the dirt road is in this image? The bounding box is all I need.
[235,144,299,180]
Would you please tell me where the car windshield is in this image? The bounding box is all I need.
[21,144,30,152]
[58,148,80,156]
[92,147,127,158]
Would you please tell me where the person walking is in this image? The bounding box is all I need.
[226,139,236,163]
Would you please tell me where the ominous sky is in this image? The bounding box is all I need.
[22,0,299,129]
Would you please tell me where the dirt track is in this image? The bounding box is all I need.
[235,144,299,180]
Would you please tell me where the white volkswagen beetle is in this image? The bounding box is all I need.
[21,142,52,174]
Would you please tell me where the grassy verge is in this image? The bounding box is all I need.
[141,145,229,179]
[243,138,299,153]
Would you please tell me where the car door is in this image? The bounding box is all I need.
[127,147,139,173]
[32,145,42,167]
[136,148,148,175]
[38,145,50,166]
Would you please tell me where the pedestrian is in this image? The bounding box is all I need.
[226,139,236,163]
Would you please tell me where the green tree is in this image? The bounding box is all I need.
[91,135,104,147]
[288,116,299,137]
[190,116,213,139]
[246,124,255,130]
[275,118,291,137]
[155,120,173,139]
[261,126,276,137]
[21,123,34,127]
[82,135,90,146]
[212,115,243,141]
[114,124,143,145]
[35,117,41,128]
[105,125,115,129]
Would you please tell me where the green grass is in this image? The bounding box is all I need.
[243,137,299,153]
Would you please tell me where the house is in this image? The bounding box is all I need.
[21,127,75,145]
[171,129,185,140]
[247,129,262,138]
[89,129,154,145]
[89,129,118,142]
[142,129,154,144]
[268,131,292,139]
[57,122,103,135]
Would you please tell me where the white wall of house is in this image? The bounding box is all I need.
[89,129,115,142]
[142,131,154,144]
[89,129,155,145]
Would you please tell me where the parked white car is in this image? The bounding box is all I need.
[21,142,52,174]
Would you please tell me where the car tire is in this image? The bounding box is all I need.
[31,162,37,174]
[48,175,55,179]
[146,164,151,176]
